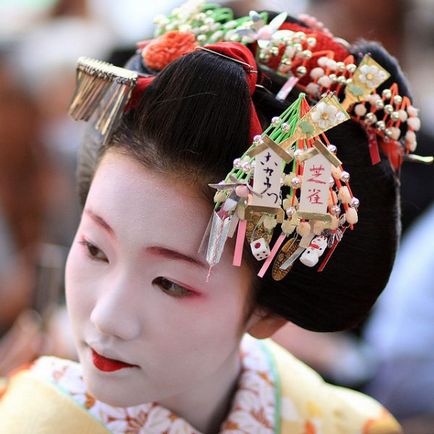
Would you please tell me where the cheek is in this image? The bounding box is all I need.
[155,292,247,356]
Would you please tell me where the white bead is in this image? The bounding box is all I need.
[241,162,251,172]
[295,31,306,40]
[367,93,381,104]
[296,66,307,76]
[388,127,401,140]
[318,56,329,67]
[346,63,357,73]
[340,171,350,183]
[285,206,296,218]
[407,106,419,117]
[317,75,332,88]
[336,61,346,72]
[354,104,367,116]
[407,117,421,131]
[330,205,341,216]
[302,49,312,59]
[310,67,325,80]
[398,110,408,122]
[271,116,281,127]
[307,37,317,47]
[382,89,392,99]
[384,104,394,114]
[345,207,358,224]
[306,82,320,97]
[406,130,416,142]
[365,113,378,125]
[326,59,337,70]
[337,76,346,85]
[338,186,352,204]
[291,177,301,189]
[405,130,417,151]
[409,140,417,152]
[350,197,360,208]
[281,122,290,133]
[391,111,400,121]
[393,95,403,105]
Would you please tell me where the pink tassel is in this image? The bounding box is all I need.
[257,233,286,278]
[233,220,247,266]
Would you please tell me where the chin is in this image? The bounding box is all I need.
[86,377,149,407]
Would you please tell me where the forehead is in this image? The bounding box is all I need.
[86,150,211,249]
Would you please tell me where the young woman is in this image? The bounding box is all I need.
[0,2,421,433]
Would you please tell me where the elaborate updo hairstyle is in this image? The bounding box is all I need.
[77,13,410,332]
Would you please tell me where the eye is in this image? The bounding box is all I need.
[78,239,108,263]
[153,277,194,298]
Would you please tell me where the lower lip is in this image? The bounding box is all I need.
[91,349,137,372]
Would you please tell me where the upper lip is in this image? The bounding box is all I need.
[87,341,136,366]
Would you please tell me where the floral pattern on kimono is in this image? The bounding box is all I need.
[31,335,277,433]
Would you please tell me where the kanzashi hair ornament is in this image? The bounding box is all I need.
[203,92,356,279]
[69,57,139,144]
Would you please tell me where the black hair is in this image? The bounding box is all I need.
[77,23,408,332]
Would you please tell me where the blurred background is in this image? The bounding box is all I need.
[0,0,433,432]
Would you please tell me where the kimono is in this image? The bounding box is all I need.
[0,335,401,434]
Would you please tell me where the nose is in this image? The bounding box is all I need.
[90,277,142,341]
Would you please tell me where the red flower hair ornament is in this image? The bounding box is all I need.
[139,31,198,71]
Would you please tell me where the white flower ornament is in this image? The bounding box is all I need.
[358,64,388,89]
[311,101,345,130]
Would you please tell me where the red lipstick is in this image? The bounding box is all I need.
[91,349,137,372]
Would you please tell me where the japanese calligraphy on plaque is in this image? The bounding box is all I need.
[251,148,282,208]
[299,153,331,215]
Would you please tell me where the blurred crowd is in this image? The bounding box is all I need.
[0,0,432,432]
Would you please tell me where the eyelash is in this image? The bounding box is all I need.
[153,277,194,298]
[78,239,108,263]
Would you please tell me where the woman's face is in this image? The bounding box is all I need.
[65,150,254,407]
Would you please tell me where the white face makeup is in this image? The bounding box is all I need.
[65,150,254,408]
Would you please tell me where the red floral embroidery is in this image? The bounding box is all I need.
[142,31,198,71]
